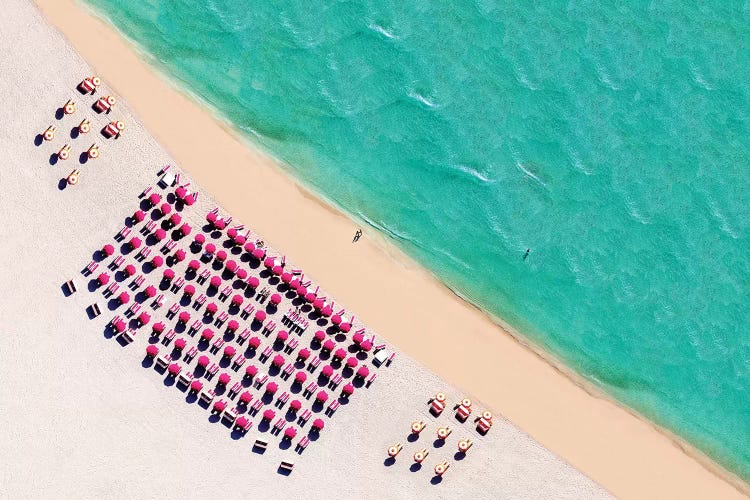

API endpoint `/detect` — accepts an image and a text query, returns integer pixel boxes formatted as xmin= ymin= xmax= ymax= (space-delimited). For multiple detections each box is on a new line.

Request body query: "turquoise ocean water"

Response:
xmin=83 ymin=0 xmax=750 ymax=481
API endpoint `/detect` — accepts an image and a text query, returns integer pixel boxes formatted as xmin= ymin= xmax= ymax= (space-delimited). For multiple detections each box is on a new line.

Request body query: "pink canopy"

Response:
xmin=236 ymin=416 xmax=249 ymax=428
xmin=174 ymin=337 xmax=187 ymax=350
xmin=316 ymin=391 xmax=329 ymax=403
xmin=313 ymin=298 xmax=324 ymax=310
xmin=97 ymin=273 xmax=110 ymax=285
xmin=321 ymin=365 xmax=334 ymax=378
xmin=188 ymin=259 xmax=200 ymax=271
xmin=176 ymin=186 xmax=187 ymax=200
xmin=298 ymin=348 xmax=311 ymax=360
xmin=194 ymin=233 xmax=206 ymax=245
xmin=124 ymin=264 xmax=136 ymax=276
xmin=346 ymin=356 xmax=358 ymax=368
xmin=218 ymin=372 xmax=231 ymax=385
xmin=168 ymin=363 xmax=181 ymax=376
xmin=263 ymin=257 xmax=275 ymax=268
xmin=340 ymin=322 xmax=352 ymax=333
xmin=331 ymin=314 xmax=342 ymax=325
xmin=179 ymin=223 xmax=192 ymax=236
xmin=289 ymin=279 xmax=300 ymax=289
xmin=266 ymin=381 xmax=279 ymax=394
xmin=178 ymin=311 xmax=191 ymax=323
xmin=118 ymin=292 xmax=130 ymax=304
xmin=223 ymin=345 xmax=236 ymax=358
xmin=174 ymin=249 xmax=186 ymax=262
xmin=227 ymin=319 xmax=239 ymax=332
xmin=254 ymin=310 xmax=266 ymax=322
xmin=151 ymin=255 xmax=164 ymax=267
xmin=360 ymin=341 xmax=373 ymax=352
xmin=270 ymin=293 xmax=281 ymax=305
xmin=225 ymin=260 xmax=238 ymax=273
xmin=133 ymin=210 xmax=145 ymax=223
xmin=314 ymin=330 xmax=326 ymax=342
xmin=276 ymin=330 xmax=289 ymax=342
xmin=248 ymin=336 xmax=261 ymax=349
xmin=129 ymin=237 xmax=142 ymax=249
xmin=227 ymin=228 xmax=238 ymax=239
xmin=239 ymin=391 xmax=253 ymax=404
xmin=290 ymin=399 xmax=302 ymax=411
xmin=159 ymin=202 xmax=171 ymax=215
xmin=205 ymin=243 xmax=216 ymax=254
xmin=312 ymin=418 xmax=325 ymax=430
xmin=284 ymin=426 xmax=297 ymax=439
xmin=323 ymin=339 xmax=336 ymax=352
xmin=334 ymin=348 xmax=347 ymax=360
xmin=114 ymin=320 xmax=126 ymax=332
xmin=169 ymin=213 xmax=182 ymax=226
xmin=145 ymin=285 xmax=156 ymax=297
xmin=214 ymin=400 xmax=227 ymax=412
xmin=148 ymin=193 xmax=161 ymax=205
xmin=214 ymin=219 xmax=227 ymax=230
xmin=103 ymin=244 xmax=115 ymax=256
xmin=152 ymin=322 xmax=165 ymax=333
xmin=206 ymin=302 xmax=218 ymax=314
xmin=163 ymin=268 xmax=175 ymax=280
xmin=352 ymin=332 xmax=364 ymax=344
xmin=215 ymin=250 xmax=227 ymax=262
xmin=138 ymin=312 xmax=151 ymax=325
xmin=197 ymin=355 xmax=210 ymax=367
xmin=233 ymin=234 xmax=246 ymax=245
xmin=281 ymin=272 xmax=293 ymax=283
xmin=262 ymin=409 xmax=275 ymax=421
xmin=185 ymin=193 xmax=197 ymax=206
xmin=231 ymin=294 xmax=243 ymax=306
xmin=146 ymin=344 xmax=159 ymax=357
xmin=247 ymin=276 xmax=260 ymax=288
xmin=190 ymin=379 xmax=204 ymax=392
xmin=272 ymin=265 xmax=283 ymax=275
xmin=297 ymin=286 xmax=308 ymax=298
xmin=201 ymin=328 xmax=214 ymax=341
xmin=209 ymin=276 xmax=222 ymax=288
xmin=183 ymin=284 xmax=196 ymax=296
xmin=252 ymin=248 xmax=265 ymax=259
xmin=243 ymin=241 xmax=255 ymax=253
xmin=154 ymin=228 xmax=166 ymax=241
xmin=236 ymin=268 xmax=248 ymax=280
xmin=272 ymin=354 xmax=285 ymax=367
xmin=305 ymin=292 xmax=317 ymax=303
xmin=342 ymin=383 xmax=355 ymax=395
xmin=206 ymin=211 xmax=218 ymax=223
xmin=356 ymin=366 xmax=370 ymax=379
xmin=294 ymin=371 xmax=307 ymax=384
xmin=245 ymin=365 xmax=258 ymax=377
xmin=321 ymin=306 xmax=333 ymax=317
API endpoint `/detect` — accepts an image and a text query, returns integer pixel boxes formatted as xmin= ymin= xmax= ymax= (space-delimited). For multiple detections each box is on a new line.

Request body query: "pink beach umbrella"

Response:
xmin=178 ymin=311 xmax=191 ymax=324
xmin=214 ymin=218 xmax=227 ymax=230
xmin=270 ymin=293 xmax=282 ymax=305
xmin=223 ymin=345 xmax=236 ymax=358
xmin=342 ymin=383 xmax=355 ymax=396
xmin=252 ymin=248 xmax=265 ymax=260
xmin=169 ymin=213 xmax=182 ymax=227
xmin=340 ymin=322 xmax=352 ymax=333
xmin=114 ymin=319 xmax=126 ymax=333
xmin=266 ymin=381 xmax=279 ymax=395
xmin=216 ymin=250 xmax=227 ymax=262
xmin=146 ymin=344 xmax=159 ymax=357
xmin=346 ymin=356 xmax=358 ymax=368
xmin=163 ymin=268 xmax=175 ymax=281
xmin=233 ymin=234 xmax=246 ymax=246
xmin=313 ymin=330 xmax=326 ymax=342
xmin=118 ymin=292 xmax=130 ymax=304
xmin=183 ymin=284 xmax=196 ymax=297
xmin=231 ymin=294 xmax=244 ymax=307
xmin=144 ymin=285 xmax=157 ymax=298
xmin=321 ymin=305 xmax=333 ymax=317
xmin=213 ymin=400 xmax=227 ymax=413
xmin=254 ymin=310 xmax=266 ymax=322
xmin=138 ymin=312 xmax=151 ymax=325
xmin=236 ymin=416 xmax=249 ymax=429
xmin=154 ymin=228 xmax=166 ymax=241
xmin=152 ymin=322 xmax=165 ymax=334
xmin=97 ymin=273 xmax=110 ymax=286
xmin=151 ymin=255 xmax=164 ymax=268
xmin=290 ymin=278 xmax=301 ymax=289
xmin=262 ymin=409 xmax=275 ymax=421
xmin=321 ymin=365 xmax=334 ymax=378
xmin=239 ymin=391 xmax=253 ymax=404
xmin=312 ymin=418 xmax=325 ymax=431
xmin=174 ymin=249 xmax=186 ymax=262
xmin=225 ymin=260 xmax=238 ymax=273
xmin=179 ymin=223 xmax=192 ymax=237
xmin=245 ymin=365 xmax=258 ymax=378
xmin=236 ymin=268 xmax=248 ymax=280
xmin=124 ymin=264 xmax=136 ymax=276
xmin=323 ymin=340 xmax=336 ymax=353
xmin=218 ymin=372 xmax=231 ymax=385
xmin=356 ymin=366 xmax=370 ymax=379
xmin=168 ymin=363 xmax=182 ymax=376
xmin=201 ymin=328 xmax=214 ymax=341
xmin=333 ymin=348 xmax=347 ymax=360
xmin=133 ymin=210 xmax=145 ymax=223
xmin=263 ymin=257 xmax=275 ymax=268
xmin=284 ymin=426 xmax=297 ymax=439
xmin=313 ymin=298 xmax=324 ymax=310
xmin=206 ymin=302 xmax=218 ymax=315
xmin=148 ymin=193 xmax=161 ymax=206
xmin=297 ymin=348 xmax=311 ymax=361
xmin=226 ymin=319 xmax=239 ymax=333
xmin=248 ymin=336 xmax=261 ymax=349
xmin=331 ymin=314 xmax=342 ymax=326
xmin=289 ymin=399 xmax=302 ymax=412
xmin=281 ymin=272 xmax=293 ymax=284
xmin=159 ymin=202 xmax=171 ymax=216
xmin=209 ymin=276 xmax=222 ymax=289
xmin=174 ymin=337 xmax=187 ymax=350
xmin=352 ymin=332 xmax=364 ymax=344
xmin=276 ymin=330 xmax=289 ymax=342
xmin=102 ymin=244 xmax=115 ymax=256
xmin=272 ymin=354 xmax=285 ymax=367
xmin=243 ymin=241 xmax=255 ymax=254
xmin=227 ymin=227 xmax=238 ymax=239
xmin=315 ymin=391 xmax=329 ymax=403
xmin=272 ymin=265 xmax=283 ymax=276
xmin=176 ymin=186 xmax=188 ymax=200
xmin=129 ymin=237 xmax=142 ymax=250
xmin=185 ymin=193 xmax=197 ymax=206
xmin=294 ymin=371 xmax=307 ymax=384
xmin=206 ymin=211 xmax=217 ymax=223
xmin=194 ymin=233 xmax=206 ymax=245
xmin=197 ymin=355 xmax=210 ymax=368
xmin=360 ymin=340 xmax=373 ymax=352
xmin=205 ymin=243 xmax=216 ymax=255
xmin=188 ymin=259 xmax=201 ymax=271
xmin=190 ymin=380 xmax=204 ymax=392
xmin=305 ymin=292 xmax=317 ymax=303
xmin=247 ymin=276 xmax=260 ymax=289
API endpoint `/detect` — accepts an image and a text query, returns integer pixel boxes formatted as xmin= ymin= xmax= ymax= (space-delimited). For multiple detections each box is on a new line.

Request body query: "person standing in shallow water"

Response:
xmin=352 ymin=229 xmax=362 ymax=243
xmin=523 ymin=248 xmax=530 ymax=260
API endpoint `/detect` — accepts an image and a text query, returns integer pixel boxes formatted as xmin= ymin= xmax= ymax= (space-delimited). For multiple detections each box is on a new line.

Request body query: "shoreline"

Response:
xmin=34 ymin=0 xmax=748 ymax=497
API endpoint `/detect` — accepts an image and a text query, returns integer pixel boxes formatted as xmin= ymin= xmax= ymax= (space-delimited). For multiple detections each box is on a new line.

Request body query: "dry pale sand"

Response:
xmin=0 ymin=0 xmax=743 ymax=498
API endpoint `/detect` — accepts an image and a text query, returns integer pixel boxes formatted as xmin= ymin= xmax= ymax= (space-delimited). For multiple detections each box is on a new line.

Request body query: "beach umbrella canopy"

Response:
xmin=266 ymin=381 xmax=279 ymax=394
xmin=114 ymin=319 xmax=126 ymax=332
xmin=185 ymin=193 xmax=197 ymax=206
xmin=151 ymin=255 xmax=164 ymax=267
xmin=334 ymin=348 xmax=347 ymax=360
xmin=340 ymin=322 xmax=352 ymax=333
xmin=321 ymin=305 xmax=333 ymax=317
xmin=239 ymin=391 xmax=253 ymax=404
xmin=243 ymin=241 xmax=255 ymax=253
xmin=248 ymin=336 xmax=261 ymax=349
xmin=178 ymin=311 xmax=191 ymax=323
xmin=218 ymin=372 xmax=231 ymax=385
xmin=179 ymin=223 xmax=192 ymax=236
xmin=168 ymin=363 xmax=181 ymax=376
xmin=227 ymin=319 xmax=239 ymax=332
xmin=263 ymin=409 xmax=275 ymax=421
xmin=97 ymin=272 xmax=110 ymax=286
xmin=176 ymin=187 xmax=187 ymax=200
xmin=129 ymin=237 xmax=142 ymax=249
xmin=154 ymin=228 xmax=166 ymax=241
xmin=331 ymin=314 xmax=342 ymax=325
xmin=169 ymin=213 xmax=182 ymax=226
xmin=294 ymin=371 xmax=307 ymax=384
xmin=188 ymin=259 xmax=201 ymax=271
xmin=118 ymin=292 xmax=130 ymax=304
xmin=342 ymin=383 xmax=355 ymax=396
xmin=145 ymin=285 xmax=157 ymax=297
xmin=276 ymin=330 xmax=289 ymax=342
xmin=296 ymin=285 xmax=308 ymax=297
xmin=352 ymin=332 xmax=364 ymax=344
xmin=231 ymin=294 xmax=244 ymax=306
xmin=174 ymin=337 xmax=187 ymax=350
xmin=281 ymin=272 xmax=293 ymax=283
xmin=298 ymin=348 xmax=311 ymax=361
xmin=138 ymin=312 xmax=151 ymax=325
xmin=225 ymin=260 xmax=238 ymax=273
xmin=183 ymin=284 xmax=195 ymax=296
xmin=236 ymin=416 xmax=249 ymax=429
xmin=214 ymin=400 xmax=227 ymax=412
xmin=313 ymin=330 xmax=325 ymax=342
xmin=152 ymin=322 xmax=165 ymax=333
xmin=247 ymin=276 xmax=260 ymax=288
xmin=214 ymin=219 xmax=226 ymax=230
xmin=236 ymin=268 xmax=248 ymax=280
xmin=245 ymin=365 xmax=258 ymax=377
xmin=252 ymin=248 xmax=265 ymax=260
xmin=216 ymin=250 xmax=227 ymax=262
xmin=233 ymin=234 xmax=246 ymax=245
xmin=206 ymin=302 xmax=218 ymax=314
xmin=194 ymin=233 xmax=206 ymax=245
xmin=124 ymin=264 xmax=136 ymax=276
xmin=133 ymin=210 xmax=145 ymax=223
xmin=346 ymin=356 xmax=358 ymax=368
xmin=313 ymin=298 xmax=325 ymax=310
xmin=321 ymin=365 xmax=334 ymax=378
xmin=270 ymin=293 xmax=282 ymax=305
xmin=316 ymin=391 xmax=329 ymax=403
xmin=205 ymin=243 xmax=216 ymax=254
xmin=149 ymin=193 xmax=161 ymax=205
xmin=174 ymin=249 xmax=186 ymax=262
xmin=263 ymin=257 xmax=275 ymax=268
xmin=159 ymin=202 xmax=171 ymax=215
xmin=102 ymin=244 xmax=115 ymax=256
xmin=210 ymin=275 xmax=222 ymax=288
xmin=356 ymin=366 xmax=370 ymax=379
xmin=201 ymin=328 xmax=214 ymax=341
xmin=146 ymin=344 xmax=159 ymax=357
xmin=206 ymin=211 xmax=217 ymax=223
xmin=272 ymin=354 xmax=285 ymax=367
xmin=197 ymin=355 xmax=210 ymax=367
xmin=272 ymin=265 xmax=283 ymax=275
xmin=312 ymin=418 xmax=325 ymax=430
xmin=290 ymin=278 xmax=301 ymax=289
xmin=227 ymin=227 xmax=238 ymax=239
xmin=224 ymin=345 xmax=236 ymax=358
xmin=290 ymin=399 xmax=302 ymax=411
xmin=305 ymin=292 xmax=317 ymax=303
xmin=323 ymin=340 xmax=336 ymax=352
xmin=254 ymin=310 xmax=266 ymax=322
xmin=163 ymin=268 xmax=175 ymax=280
xmin=360 ymin=340 xmax=373 ymax=352
xmin=190 ymin=379 xmax=204 ymax=392
xmin=284 ymin=426 xmax=297 ymax=439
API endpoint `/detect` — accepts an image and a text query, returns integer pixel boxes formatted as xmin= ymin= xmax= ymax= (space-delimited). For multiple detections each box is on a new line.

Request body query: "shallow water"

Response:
xmin=84 ymin=0 xmax=750 ymax=480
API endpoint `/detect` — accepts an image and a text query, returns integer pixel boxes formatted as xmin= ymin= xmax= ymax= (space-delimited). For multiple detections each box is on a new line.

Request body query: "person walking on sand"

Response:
xmin=352 ymin=229 xmax=362 ymax=243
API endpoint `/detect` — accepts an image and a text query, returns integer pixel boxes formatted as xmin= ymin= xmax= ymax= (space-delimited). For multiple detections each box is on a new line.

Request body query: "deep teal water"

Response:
xmin=83 ymin=0 xmax=750 ymax=480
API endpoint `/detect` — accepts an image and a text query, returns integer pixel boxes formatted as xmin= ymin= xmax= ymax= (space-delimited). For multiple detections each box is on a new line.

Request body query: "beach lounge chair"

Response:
xmin=228 ymin=382 xmax=242 ymax=399
xmin=284 ymin=337 xmax=299 ymax=354
xmin=142 ymin=220 xmax=156 ymax=235
xmin=88 ymin=303 xmax=102 ymax=318
xmin=307 ymin=356 xmax=321 ymax=373
xmin=366 ymin=372 xmax=377 ymax=387
xmin=219 ymin=285 xmax=232 ymax=301
xmin=197 ymin=269 xmax=210 ymax=284
xmin=184 ymin=346 xmax=198 ymax=363
xmin=78 ymin=76 xmax=101 ymax=94
xmin=254 ymin=373 xmax=268 ymax=389
xmin=171 ymin=277 xmax=185 ymax=294
xmin=194 ymin=294 xmax=207 ymax=310
xmin=231 ymin=354 xmax=246 ymax=371
xmin=296 ymin=436 xmax=310 ymax=454
xmin=326 ymin=400 xmax=340 ymax=416
xmin=250 ymin=399 xmax=264 ymax=415
xmin=199 ymin=388 xmax=216 ymax=405
xmin=177 ymin=371 xmax=194 ymax=387
xmin=162 ymin=329 xmax=176 ymax=346
xmin=262 ymin=320 xmax=276 ymax=336
xmin=167 ymin=303 xmax=180 ymax=319
xmin=240 ymin=303 xmax=255 ymax=320
xmin=125 ymin=303 xmax=141 ymax=318
xmin=159 ymin=171 xmax=176 ymax=189
xmin=282 ymin=363 xmax=294 ymax=380
xmin=103 ymin=281 xmax=119 ymax=298
xmin=237 ymin=327 xmax=251 ymax=346
xmin=189 ymin=319 xmax=202 ymax=335
xmin=222 ymin=406 xmax=238 ymax=424
xmin=210 ymin=337 xmax=225 ymax=355
xmin=155 ymin=353 xmax=172 ymax=371
xmin=116 ymin=226 xmax=132 ymax=241
xmin=64 ymin=279 xmax=77 ymax=295
xmin=260 ymin=345 xmax=273 ymax=362
xmin=303 ymin=382 xmax=318 ymax=399
xmin=109 ymin=255 xmax=125 ymax=270
xmin=131 ymin=275 xmax=146 ymax=290
xmin=297 ymin=409 xmax=312 ymax=426
xmin=276 ymin=391 xmax=290 ymax=409
xmin=328 ymin=373 xmax=343 ymax=390
xmin=216 ymin=311 xmax=229 ymax=326
xmin=206 ymin=363 xmax=220 ymax=380
xmin=151 ymin=294 xmax=165 ymax=309
xmin=253 ymin=438 xmax=268 ymax=452
xmin=161 ymin=240 xmax=176 ymax=255
xmin=272 ymin=417 xmax=287 ymax=435
xmin=279 ymin=460 xmax=295 ymax=473
xmin=83 ymin=261 xmax=98 ymax=276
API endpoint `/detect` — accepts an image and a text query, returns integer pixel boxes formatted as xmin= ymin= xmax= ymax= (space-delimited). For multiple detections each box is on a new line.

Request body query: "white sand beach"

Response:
xmin=0 ymin=0 xmax=744 ymax=498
